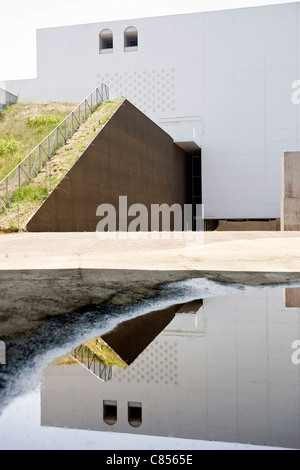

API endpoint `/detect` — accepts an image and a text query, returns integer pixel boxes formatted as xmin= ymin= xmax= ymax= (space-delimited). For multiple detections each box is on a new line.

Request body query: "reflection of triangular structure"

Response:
xmin=61 ymin=299 xmax=204 ymax=378
xmin=100 ymin=300 xmax=203 ymax=366
xmin=176 ymin=299 xmax=203 ymax=314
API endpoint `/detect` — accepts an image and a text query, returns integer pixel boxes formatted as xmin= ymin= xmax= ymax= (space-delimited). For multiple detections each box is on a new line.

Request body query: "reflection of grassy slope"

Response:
xmin=84 ymin=337 xmax=128 ymax=368
xmin=53 ymin=335 xmax=128 ymax=368
xmin=53 ymin=355 xmax=78 ymax=366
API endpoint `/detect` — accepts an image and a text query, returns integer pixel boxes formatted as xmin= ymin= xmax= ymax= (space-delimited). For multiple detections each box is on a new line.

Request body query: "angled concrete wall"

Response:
xmin=27 ymin=100 xmax=188 ymax=232
xmin=281 ymin=152 xmax=300 ymax=231
xmin=0 ymin=87 xmax=17 ymax=111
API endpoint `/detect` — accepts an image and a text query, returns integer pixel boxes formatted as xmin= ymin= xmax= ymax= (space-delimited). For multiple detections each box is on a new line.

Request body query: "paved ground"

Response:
xmin=1 ymin=231 xmax=300 ymax=338
xmin=1 ymin=231 xmax=300 ymax=271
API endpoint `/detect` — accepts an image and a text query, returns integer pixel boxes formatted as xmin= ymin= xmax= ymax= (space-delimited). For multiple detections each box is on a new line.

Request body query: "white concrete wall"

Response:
xmin=4 ymin=3 xmax=300 ymax=219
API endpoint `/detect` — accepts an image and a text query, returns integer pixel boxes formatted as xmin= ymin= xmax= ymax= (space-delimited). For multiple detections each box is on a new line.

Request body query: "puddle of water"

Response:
xmin=0 ymin=279 xmax=300 ymax=450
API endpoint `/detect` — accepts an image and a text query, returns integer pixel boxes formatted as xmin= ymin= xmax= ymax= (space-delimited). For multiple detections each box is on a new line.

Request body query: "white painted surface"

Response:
xmin=4 ymin=3 xmax=300 ymax=219
xmin=159 ymin=117 xmax=202 ymax=152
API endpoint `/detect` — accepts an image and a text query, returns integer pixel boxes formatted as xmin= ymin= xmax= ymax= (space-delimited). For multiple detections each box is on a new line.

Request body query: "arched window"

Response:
xmin=99 ymin=29 xmax=113 ymax=53
xmin=103 ymin=400 xmax=117 ymax=425
xmin=124 ymin=27 xmax=138 ymax=51
xmin=128 ymin=402 xmax=142 ymax=428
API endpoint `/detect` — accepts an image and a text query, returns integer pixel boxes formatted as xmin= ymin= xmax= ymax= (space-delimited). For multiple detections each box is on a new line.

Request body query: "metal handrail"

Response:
xmin=72 ymin=345 xmax=112 ymax=382
xmin=0 ymin=83 xmax=109 ymax=228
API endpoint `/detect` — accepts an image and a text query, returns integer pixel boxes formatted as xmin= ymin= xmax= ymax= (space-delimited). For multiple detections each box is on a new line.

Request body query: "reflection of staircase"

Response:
xmin=71 ymin=345 xmax=112 ymax=382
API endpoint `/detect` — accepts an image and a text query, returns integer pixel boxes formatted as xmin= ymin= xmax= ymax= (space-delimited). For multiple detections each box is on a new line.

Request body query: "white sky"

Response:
xmin=0 ymin=0 xmax=299 ymax=81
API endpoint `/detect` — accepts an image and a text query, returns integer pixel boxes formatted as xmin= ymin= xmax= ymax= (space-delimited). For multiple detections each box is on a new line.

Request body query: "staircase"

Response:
xmin=0 ymin=84 xmax=109 ymax=230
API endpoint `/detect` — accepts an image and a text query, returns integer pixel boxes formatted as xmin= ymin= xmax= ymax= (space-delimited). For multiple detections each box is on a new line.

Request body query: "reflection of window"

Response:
xmin=103 ymin=400 xmax=117 ymax=425
xmin=124 ymin=27 xmax=138 ymax=51
xmin=100 ymin=29 xmax=113 ymax=53
xmin=128 ymin=402 xmax=142 ymax=427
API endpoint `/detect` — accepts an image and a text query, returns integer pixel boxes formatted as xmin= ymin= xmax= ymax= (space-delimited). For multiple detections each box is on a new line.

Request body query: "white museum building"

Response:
xmin=4 ymin=2 xmax=300 ymax=226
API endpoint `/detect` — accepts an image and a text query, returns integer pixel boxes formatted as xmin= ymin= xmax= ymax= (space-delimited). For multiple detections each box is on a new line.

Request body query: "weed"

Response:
xmin=0 ymin=101 xmax=75 ymax=181
xmin=27 ymin=115 xmax=62 ymax=127
xmin=9 ymin=185 xmax=49 ymax=205
xmin=33 ymin=126 xmax=46 ymax=134
xmin=0 ymin=137 xmax=20 ymax=156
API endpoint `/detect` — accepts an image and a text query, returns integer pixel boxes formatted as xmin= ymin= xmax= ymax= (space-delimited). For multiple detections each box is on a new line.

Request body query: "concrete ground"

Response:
xmin=1 ymin=231 xmax=300 ymax=338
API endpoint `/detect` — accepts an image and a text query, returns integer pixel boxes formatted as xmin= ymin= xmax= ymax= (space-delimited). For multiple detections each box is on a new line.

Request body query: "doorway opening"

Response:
xmin=186 ymin=150 xmax=202 ymax=231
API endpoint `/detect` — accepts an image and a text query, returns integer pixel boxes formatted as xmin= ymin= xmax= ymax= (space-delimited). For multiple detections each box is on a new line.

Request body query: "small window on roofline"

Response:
xmin=100 ymin=29 xmax=113 ymax=54
xmin=124 ymin=27 xmax=138 ymax=51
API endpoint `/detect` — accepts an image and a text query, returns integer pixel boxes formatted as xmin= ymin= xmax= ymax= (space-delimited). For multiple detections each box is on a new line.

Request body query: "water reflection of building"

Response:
xmin=41 ymin=289 xmax=300 ymax=449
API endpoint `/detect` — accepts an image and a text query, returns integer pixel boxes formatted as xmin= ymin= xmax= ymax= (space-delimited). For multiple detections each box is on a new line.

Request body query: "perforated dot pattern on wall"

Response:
xmin=99 ymin=69 xmax=176 ymax=114
xmin=113 ymin=338 xmax=178 ymax=386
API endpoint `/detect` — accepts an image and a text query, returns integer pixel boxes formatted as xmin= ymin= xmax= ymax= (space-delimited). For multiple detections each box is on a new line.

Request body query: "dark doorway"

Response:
xmin=186 ymin=150 xmax=202 ymax=231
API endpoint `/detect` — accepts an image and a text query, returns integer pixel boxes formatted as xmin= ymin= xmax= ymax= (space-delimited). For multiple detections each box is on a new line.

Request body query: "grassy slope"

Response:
xmin=0 ymin=99 xmax=123 ymax=232
xmin=0 ymin=101 xmax=76 ymax=181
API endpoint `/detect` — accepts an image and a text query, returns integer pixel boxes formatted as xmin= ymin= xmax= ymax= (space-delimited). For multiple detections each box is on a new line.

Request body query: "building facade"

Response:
xmin=5 ymin=2 xmax=300 ymax=224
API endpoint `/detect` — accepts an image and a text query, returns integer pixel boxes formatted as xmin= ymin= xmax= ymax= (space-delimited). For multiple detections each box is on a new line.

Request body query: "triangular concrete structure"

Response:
xmin=27 ymin=100 xmax=189 ymax=232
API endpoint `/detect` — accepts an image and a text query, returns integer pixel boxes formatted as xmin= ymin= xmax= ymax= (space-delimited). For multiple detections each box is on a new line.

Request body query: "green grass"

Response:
xmin=27 ymin=115 xmax=63 ymax=135
xmin=9 ymin=184 xmax=48 ymax=205
xmin=0 ymin=101 xmax=76 ymax=182
xmin=53 ymin=336 xmax=128 ymax=369
xmin=0 ymin=137 xmax=20 ymax=156
xmin=69 ymin=338 xmax=127 ymax=368
xmin=84 ymin=337 xmax=128 ymax=368
xmin=27 ymin=115 xmax=62 ymax=127
xmin=0 ymin=98 xmax=123 ymax=232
